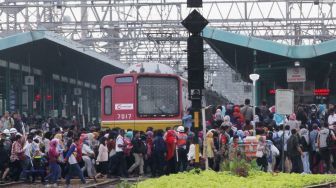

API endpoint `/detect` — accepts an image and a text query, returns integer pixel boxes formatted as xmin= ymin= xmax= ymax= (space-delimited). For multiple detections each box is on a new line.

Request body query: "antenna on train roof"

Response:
xmin=155 ymin=64 xmax=161 ymax=73
xmin=140 ymin=64 xmax=145 ymax=73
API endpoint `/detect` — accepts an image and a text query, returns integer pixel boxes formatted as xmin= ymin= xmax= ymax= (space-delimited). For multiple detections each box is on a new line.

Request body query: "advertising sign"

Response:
xmin=276 ymin=89 xmax=294 ymax=115
xmin=115 ymin=103 xmax=134 ymax=110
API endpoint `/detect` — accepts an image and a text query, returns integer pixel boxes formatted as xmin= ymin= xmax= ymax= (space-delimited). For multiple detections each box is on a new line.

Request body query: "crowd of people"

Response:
xmin=0 ymin=98 xmax=335 ymax=187
xmin=203 ymin=99 xmax=336 ymax=175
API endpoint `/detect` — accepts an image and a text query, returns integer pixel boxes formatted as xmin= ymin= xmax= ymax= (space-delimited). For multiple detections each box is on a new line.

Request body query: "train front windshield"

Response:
xmin=137 ymin=76 xmax=179 ymax=116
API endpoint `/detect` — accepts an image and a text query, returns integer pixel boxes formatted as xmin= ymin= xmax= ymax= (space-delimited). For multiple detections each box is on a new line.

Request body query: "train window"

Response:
xmin=104 ymin=87 xmax=112 ymax=115
xmin=116 ymin=76 xmax=133 ymax=83
xmin=137 ymin=76 xmax=179 ymax=116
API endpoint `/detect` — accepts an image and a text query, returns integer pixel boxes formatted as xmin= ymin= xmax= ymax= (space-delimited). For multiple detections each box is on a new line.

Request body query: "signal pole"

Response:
xmin=182 ymin=3 xmax=208 ymax=165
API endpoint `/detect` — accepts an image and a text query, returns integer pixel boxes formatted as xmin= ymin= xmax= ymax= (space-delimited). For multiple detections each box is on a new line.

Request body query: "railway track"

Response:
xmin=0 ymin=177 xmax=145 ymax=188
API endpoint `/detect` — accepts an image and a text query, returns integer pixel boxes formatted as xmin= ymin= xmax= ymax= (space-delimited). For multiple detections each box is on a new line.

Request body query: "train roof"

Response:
xmin=124 ymin=62 xmax=175 ymax=74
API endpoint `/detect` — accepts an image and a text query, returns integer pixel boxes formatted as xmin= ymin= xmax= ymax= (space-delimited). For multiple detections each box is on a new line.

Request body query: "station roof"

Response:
xmin=0 ymin=30 xmax=126 ymax=84
xmin=202 ymin=27 xmax=336 ymax=81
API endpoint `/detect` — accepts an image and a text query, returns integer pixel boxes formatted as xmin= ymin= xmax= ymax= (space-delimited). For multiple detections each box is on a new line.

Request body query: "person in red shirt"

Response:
xmin=45 ymin=139 xmax=60 ymax=186
xmin=165 ymin=129 xmax=176 ymax=174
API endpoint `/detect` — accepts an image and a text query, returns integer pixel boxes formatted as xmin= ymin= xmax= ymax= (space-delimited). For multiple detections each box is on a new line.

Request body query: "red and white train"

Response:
xmin=101 ymin=63 xmax=190 ymax=131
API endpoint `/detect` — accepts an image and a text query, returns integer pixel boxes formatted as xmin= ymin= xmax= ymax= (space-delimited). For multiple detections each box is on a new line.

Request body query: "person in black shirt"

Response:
xmin=0 ymin=139 xmax=10 ymax=182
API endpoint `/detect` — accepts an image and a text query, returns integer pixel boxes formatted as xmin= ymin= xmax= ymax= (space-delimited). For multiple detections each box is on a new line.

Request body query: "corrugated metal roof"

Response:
xmin=202 ymin=27 xmax=336 ymax=59
xmin=0 ymin=30 xmax=126 ymax=70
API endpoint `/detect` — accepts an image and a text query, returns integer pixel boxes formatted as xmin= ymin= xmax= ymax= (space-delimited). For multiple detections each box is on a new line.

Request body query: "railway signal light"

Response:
xmin=181 ymin=10 xmax=208 ymax=35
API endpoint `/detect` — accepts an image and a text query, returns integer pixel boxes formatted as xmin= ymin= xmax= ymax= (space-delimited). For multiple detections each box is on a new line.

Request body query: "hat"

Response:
xmin=3 ymin=129 xmax=9 ymax=135
xmin=16 ymin=132 xmax=22 ymax=137
xmin=9 ymin=128 xmax=17 ymax=134
xmin=177 ymin=126 xmax=185 ymax=133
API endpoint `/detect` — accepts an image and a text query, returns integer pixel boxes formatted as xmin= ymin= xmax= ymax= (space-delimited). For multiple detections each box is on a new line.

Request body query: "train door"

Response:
xmin=112 ymin=76 xmax=136 ymax=130
xmin=101 ymin=76 xmax=113 ymax=129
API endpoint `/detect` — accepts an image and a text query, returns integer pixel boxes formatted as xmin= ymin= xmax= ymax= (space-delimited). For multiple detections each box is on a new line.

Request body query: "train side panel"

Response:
xmin=101 ymin=74 xmax=136 ymax=130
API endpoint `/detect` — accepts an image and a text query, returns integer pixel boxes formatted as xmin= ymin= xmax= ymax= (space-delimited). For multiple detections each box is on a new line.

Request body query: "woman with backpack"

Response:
xmin=64 ymin=137 xmax=86 ymax=187
xmin=299 ymin=125 xmax=311 ymax=174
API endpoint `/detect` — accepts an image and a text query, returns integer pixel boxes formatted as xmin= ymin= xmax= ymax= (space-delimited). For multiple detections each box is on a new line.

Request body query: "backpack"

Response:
xmin=287 ymin=136 xmax=296 ymax=155
xmin=76 ymin=144 xmax=82 ymax=162
xmin=273 ymin=132 xmax=283 ymax=150
xmin=326 ymin=129 xmax=335 ymax=148
xmin=71 ymin=143 xmax=82 ymax=162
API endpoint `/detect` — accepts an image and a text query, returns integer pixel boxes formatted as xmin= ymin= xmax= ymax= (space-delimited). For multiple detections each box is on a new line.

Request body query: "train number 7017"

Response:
xmin=117 ymin=114 xmax=132 ymax=120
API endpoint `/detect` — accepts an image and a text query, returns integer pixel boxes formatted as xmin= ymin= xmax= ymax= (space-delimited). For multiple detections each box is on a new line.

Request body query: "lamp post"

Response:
xmin=249 ymin=73 xmax=260 ymax=136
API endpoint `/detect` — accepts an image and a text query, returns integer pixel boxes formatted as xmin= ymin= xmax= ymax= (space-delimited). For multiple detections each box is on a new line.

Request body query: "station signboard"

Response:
xmin=287 ymin=67 xmax=306 ymax=82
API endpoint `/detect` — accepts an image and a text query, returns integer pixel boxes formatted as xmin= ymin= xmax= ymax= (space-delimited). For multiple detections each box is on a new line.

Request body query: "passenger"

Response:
xmin=152 ymin=129 xmax=166 ymax=177
xmin=64 ymin=137 xmax=86 ymax=187
xmin=287 ymin=129 xmax=303 ymax=173
xmin=0 ymin=139 xmax=10 ymax=183
xmin=96 ymin=137 xmax=109 ymax=179
xmin=256 ymin=136 xmax=267 ymax=172
xmin=182 ymin=109 xmax=193 ymax=130
xmin=124 ymin=131 xmax=133 ymax=169
xmin=240 ymin=99 xmax=253 ymax=122
xmin=309 ymin=124 xmax=320 ymax=174
xmin=299 ymin=124 xmax=311 ymax=174
xmin=0 ymin=112 xmax=14 ymax=131
xmin=144 ymin=131 xmax=154 ymax=175
xmin=317 ymin=122 xmax=336 ymax=174
xmin=165 ymin=129 xmax=176 ymax=174
xmin=115 ymin=129 xmax=128 ymax=177
xmin=205 ymin=131 xmax=216 ymax=170
xmin=81 ymin=135 xmax=96 ymax=179
xmin=176 ymin=126 xmax=188 ymax=172
xmin=128 ymin=131 xmax=146 ymax=176
xmin=22 ymin=134 xmax=35 ymax=182
xmin=9 ymin=133 xmax=24 ymax=181
xmin=228 ymin=135 xmax=243 ymax=161
xmin=45 ymin=139 xmax=61 ymax=187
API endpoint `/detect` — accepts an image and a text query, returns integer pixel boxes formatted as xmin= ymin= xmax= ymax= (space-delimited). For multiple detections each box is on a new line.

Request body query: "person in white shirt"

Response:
xmin=22 ymin=134 xmax=41 ymax=182
xmin=81 ymin=136 xmax=96 ymax=179
xmin=115 ymin=130 xmax=128 ymax=177
xmin=328 ymin=109 xmax=336 ymax=125
xmin=64 ymin=137 xmax=86 ymax=187
xmin=95 ymin=137 xmax=108 ymax=179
